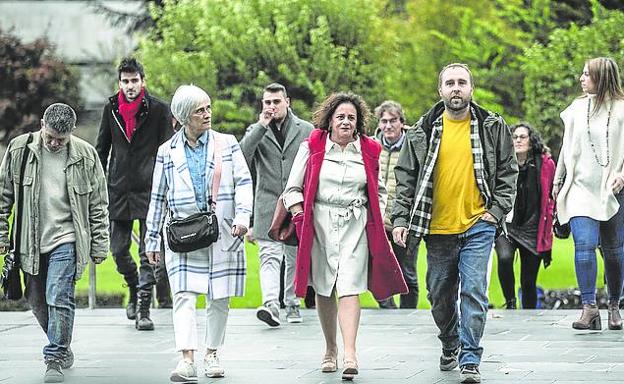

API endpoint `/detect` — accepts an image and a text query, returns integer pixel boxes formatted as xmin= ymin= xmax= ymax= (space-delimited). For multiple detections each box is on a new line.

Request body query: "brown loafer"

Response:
xmin=342 ymin=359 xmax=358 ymax=381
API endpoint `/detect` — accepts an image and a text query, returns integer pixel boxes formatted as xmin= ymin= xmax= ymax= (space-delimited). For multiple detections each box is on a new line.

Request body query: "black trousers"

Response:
xmin=494 ymin=236 xmax=542 ymax=309
xmin=110 ymin=219 xmax=155 ymax=291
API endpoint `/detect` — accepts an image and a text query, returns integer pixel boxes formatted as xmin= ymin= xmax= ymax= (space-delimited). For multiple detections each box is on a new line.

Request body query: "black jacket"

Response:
xmin=96 ymin=90 xmax=172 ymax=220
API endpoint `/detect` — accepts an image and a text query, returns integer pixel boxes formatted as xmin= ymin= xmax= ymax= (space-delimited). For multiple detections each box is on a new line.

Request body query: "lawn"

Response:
xmin=70 ymin=235 xmax=602 ymax=309
xmin=2 ymin=235 xmax=604 ymax=309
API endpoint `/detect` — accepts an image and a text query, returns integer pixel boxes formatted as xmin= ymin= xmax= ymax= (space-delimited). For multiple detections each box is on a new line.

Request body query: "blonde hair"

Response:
xmin=586 ymin=57 xmax=624 ymax=114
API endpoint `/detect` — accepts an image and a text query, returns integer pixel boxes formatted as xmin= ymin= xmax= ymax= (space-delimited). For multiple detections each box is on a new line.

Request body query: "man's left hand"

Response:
xmin=92 ymin=257 xmax=105 ymax=265
xmin=481 ymin=212 xmax=498 ymax=224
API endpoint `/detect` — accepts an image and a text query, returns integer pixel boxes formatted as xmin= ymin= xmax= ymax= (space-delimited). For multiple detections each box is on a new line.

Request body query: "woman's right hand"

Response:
xmin=552 ymin=184 xmax=560 ymax=200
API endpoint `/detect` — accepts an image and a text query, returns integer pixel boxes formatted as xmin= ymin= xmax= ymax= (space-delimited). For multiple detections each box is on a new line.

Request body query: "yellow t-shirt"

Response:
xmin=429 ymin=113 xmax=486 ymax=234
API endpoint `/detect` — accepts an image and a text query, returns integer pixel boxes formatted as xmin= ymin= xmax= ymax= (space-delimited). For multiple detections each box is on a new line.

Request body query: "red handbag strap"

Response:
xmin=210 ymin=134 xmax=223 ymax=211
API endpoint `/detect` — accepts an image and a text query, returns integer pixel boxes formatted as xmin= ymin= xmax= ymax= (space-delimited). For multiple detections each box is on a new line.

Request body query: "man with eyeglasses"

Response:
xmin=240 ymin=83 xmax=313 ymax=326
xmin=96 ymin=57 xmax=173 ymax=330
xmin=373 ymin=100 xmax=419 ymax=309
xmin=392 ymin=63 xmax=517 ymax=383
xmin=0 ymin=103 xmax=109 ymax=382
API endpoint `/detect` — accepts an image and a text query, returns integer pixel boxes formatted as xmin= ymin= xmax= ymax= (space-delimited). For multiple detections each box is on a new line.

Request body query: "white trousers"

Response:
xmin=257 ymin=239 xmax=299 ymax=307
xmin=172 ymin=291 xmax=229 ymax=352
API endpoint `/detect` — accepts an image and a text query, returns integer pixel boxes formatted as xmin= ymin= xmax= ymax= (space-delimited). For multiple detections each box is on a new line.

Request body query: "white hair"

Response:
xmin=170 ymin=85 xmax=210 ymax=126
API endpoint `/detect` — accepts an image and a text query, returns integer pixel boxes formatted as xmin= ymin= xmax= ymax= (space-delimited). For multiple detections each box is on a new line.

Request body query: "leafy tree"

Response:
xmin=522 ymin=3 xmax=624 ymax=152
xmin=137 ymin=0 xmax=394 ymax=136
xmin=0 ymin=29 xmax=81 ymax=145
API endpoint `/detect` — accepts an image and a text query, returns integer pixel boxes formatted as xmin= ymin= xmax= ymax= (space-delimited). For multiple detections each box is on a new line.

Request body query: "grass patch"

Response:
xmin=2 ymin=237 xmax=604 ymax=309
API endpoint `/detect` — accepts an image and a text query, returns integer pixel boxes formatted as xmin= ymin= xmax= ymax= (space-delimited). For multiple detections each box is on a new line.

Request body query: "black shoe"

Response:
xmin=439 ymin=347 xmax=459 ymax=371
xmin=135 ymin=289 xmax=154 ymax=331
xmin=459 ymin=365 xmax=481 ymax=383
xmin=125 ymin=283 xmax=138 ymax=320
xmin=44 ymin=361 xmax=63 ymax=383
xmin=60 ymin=348 xmax=73 ymax=369
xmin=504 ymin=299 xmax=517 ymax=310
xmin=377 ymin=297 xmax=398 ymax=309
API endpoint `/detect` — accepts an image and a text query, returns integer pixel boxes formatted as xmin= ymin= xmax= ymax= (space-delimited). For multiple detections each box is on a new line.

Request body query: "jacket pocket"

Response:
xmin=73 ymin=184 xmax=93 ymax=195
xmin=219 ymin=217 xmax=244 ymax=252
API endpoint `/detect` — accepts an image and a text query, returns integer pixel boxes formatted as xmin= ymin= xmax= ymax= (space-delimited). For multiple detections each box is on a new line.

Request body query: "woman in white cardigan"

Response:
xmin=554 ymin=57 xmax=624 ymax=331
xmin=145 ymin=85 xmax=253 ymax=382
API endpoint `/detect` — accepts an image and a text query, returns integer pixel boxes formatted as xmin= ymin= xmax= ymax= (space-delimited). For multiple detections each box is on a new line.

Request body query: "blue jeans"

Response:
xmin=24 ymin=243 xmax=76 ymax=363
xmin=570 ymin=203 xmax=624 ymax=305
xmin=425 ymin=220 xmax=496 ymax=367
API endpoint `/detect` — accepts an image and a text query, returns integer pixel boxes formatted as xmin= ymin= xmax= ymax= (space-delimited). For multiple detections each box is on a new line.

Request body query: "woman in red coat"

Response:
xmin=283 ymin=93 xmax=407 ymax=380
xmin=494 ymin=122 xmax=555 ymax=309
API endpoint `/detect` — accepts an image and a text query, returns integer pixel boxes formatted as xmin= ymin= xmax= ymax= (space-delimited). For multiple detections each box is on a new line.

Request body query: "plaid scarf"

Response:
xmin=409 ymin=106 xmax=492 ymax=237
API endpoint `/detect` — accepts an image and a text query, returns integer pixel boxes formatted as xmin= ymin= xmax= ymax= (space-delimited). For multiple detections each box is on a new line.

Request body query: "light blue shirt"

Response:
xmin=183 ymin=129 xmax=209 ymax=211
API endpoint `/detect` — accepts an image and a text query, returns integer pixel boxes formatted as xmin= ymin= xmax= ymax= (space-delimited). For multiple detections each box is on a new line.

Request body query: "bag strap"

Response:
xmin=210 ymin=135 xmax=223 ymax=211
xmin=11 ymin=133 xmax=33 ymax=266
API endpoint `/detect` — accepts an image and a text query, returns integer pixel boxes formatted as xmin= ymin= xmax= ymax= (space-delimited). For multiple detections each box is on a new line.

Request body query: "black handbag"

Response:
xmin=166 ymin=136 xmax=223 ymax=253
xmin=167 ymin=211 xmax=219 ymax=253
xmin=1 ymin=133 xmax=33 ymax=300
xmin=553 ymin=213 xmax=570 ymax=239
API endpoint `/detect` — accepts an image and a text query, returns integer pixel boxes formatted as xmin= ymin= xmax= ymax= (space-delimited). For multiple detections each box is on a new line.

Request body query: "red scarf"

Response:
xmin=117 ymin=88 xmax=145 ymax=140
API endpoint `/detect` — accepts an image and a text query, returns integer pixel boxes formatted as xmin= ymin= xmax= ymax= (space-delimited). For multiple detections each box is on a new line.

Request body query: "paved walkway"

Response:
xmin=1 ymin=308 xmax=623 ymax=383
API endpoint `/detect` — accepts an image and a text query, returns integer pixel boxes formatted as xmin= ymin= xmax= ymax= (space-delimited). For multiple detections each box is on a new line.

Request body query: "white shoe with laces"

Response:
xmin=170 ymin=359 xmax=198 ymax=383
xmin=204 ymin=350 xmax=225 ymax=378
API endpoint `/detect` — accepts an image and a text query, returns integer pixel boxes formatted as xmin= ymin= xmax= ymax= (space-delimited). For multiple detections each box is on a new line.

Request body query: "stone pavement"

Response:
xmin=1 ymin=308 xmax=623 ymax=383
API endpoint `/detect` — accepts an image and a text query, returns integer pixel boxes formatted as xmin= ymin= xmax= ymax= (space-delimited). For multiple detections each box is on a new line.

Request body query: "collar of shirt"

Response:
xmin=325 ymin=135 xmax=362 ymax=154
xmin=382 ymin=130 xmax=405 ymax=151
xmin=182 ymin=129 xmax=209 ymax=148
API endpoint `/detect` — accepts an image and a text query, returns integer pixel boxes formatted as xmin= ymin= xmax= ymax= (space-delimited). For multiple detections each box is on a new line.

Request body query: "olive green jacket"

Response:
xmin=0 ymin=132 xmax=109 ymax=279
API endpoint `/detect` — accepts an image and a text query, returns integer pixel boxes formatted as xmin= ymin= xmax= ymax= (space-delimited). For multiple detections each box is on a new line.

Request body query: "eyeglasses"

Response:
xmin=380 ymin=117 xmax=399 ymax=125
xmin=512 ymin=134 xmax=529 ymax=141
xmin=193 ymin=106 xmax=211 ymax=116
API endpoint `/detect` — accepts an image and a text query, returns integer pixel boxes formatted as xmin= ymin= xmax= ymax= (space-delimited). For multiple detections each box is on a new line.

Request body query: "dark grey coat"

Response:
xmin=96 ymin=90 xmax=173 ymax=220
xmin=240 ymin=109 xmax=313 ymax=241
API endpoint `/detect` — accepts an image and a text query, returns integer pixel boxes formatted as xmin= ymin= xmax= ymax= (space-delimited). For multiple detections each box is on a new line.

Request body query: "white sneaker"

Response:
xmin=286 ymin=305 xmax=303 ymax=323
xmin=256 ymin=302 xmax=280 ymax=327
xmin=204 ymin=350 xmax=225 ymax=378
xmin=170 ymin=359 xmax=198 ymax=383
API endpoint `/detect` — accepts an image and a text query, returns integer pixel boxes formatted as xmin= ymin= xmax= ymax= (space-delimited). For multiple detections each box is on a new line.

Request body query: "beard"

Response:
xmin=443 ymin=95 xmax=471 ymax=112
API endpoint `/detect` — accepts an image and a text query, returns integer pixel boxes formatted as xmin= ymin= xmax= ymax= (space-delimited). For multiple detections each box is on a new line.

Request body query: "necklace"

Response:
xmin=586 ymin=98 xmax=611 ymax=167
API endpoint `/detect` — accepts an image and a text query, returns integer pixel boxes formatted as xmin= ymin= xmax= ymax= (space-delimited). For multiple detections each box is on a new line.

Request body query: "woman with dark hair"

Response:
xmin=554 ymin=57 xmax=624 ymax=330
xmin=282 ymin=92 xmax=407 ymax=380
xmin=494 ymin=122 xmax=555 ymax=309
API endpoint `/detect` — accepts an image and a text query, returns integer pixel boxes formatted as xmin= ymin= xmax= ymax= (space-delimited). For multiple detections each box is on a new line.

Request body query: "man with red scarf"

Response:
xmin=96 ymin=58 xmax=173 ymax=330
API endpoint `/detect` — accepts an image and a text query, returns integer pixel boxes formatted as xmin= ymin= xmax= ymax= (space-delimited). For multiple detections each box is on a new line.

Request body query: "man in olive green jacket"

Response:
xmin=0 ymin=103 xmax=109 ymax=383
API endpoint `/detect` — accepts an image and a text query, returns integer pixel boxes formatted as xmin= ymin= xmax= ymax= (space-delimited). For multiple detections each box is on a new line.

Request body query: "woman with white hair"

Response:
xmin=145 ymin=85 xmax=253 ymax=382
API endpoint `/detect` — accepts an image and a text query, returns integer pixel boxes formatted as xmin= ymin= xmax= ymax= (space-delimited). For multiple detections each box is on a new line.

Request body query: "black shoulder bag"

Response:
xmin=166 ymin=137 xmax=222 ymax=253
xmin=1 ymin=133 xmax=33 ymax=300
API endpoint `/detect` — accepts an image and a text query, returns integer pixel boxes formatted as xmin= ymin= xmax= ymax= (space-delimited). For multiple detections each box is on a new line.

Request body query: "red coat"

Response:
xmin=537 ymin=153 xmax=556 ymax=253
xmin=294 ymin=129 xmax=408 ymax=300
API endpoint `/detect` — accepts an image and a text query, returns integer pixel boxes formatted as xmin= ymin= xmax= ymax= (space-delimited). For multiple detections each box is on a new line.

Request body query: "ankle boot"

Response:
xmin=136 ymin=289 xmax=155 ymax=331
xmin=126 ymin=284 xmax=138 ymax=320
xmin=608 ymin=302 xmax=622 ymax=330
xmin=572 ymin=303 xmax=601 ymax=330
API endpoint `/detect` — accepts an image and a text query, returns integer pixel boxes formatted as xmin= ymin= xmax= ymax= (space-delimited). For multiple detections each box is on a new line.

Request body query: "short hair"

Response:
xmin=118 ymin=57 xmax=145 ymax=80
xmin=511 ymin=121 xmax=545 ymax=156
xmin=263 ymin=83 xmax=288 ymax=99
xmin=43 ymin=103 xmax=76 ymax=134
xmin=438 ymin=63 xmax=474 ymax=89
xmin=170 ymin=85 xmax=210 ymax=126
xmin=585 ymin=57 xmax=624 ymax=114
xmin=374 ymin=100 xmax=405 ymax=123
xmin=313 ymin=92 xmax=370 ymax=136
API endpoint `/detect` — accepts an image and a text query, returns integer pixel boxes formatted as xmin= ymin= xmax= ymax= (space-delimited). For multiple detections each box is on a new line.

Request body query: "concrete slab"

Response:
xmin=0 ymin=309 xmax=623 ymax=383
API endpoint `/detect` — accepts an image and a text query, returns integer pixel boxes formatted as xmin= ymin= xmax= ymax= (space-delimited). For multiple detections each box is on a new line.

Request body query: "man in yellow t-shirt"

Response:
xmin=392 ymin=63 xmax=517 ymax=384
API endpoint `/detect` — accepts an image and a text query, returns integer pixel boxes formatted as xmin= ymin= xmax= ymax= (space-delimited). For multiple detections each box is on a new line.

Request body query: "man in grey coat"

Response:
xmin=240 ymin=83 xmax=313 ymax=326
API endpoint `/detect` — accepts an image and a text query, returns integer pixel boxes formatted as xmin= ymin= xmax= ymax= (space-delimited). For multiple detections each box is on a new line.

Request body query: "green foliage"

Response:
xmin=137 ymin=0 xmax=393 ymax=137
xmin=0 ymin=30 xmax=82 ymax=145
xmin=522 ymin=3 xmax=624 ymax=151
